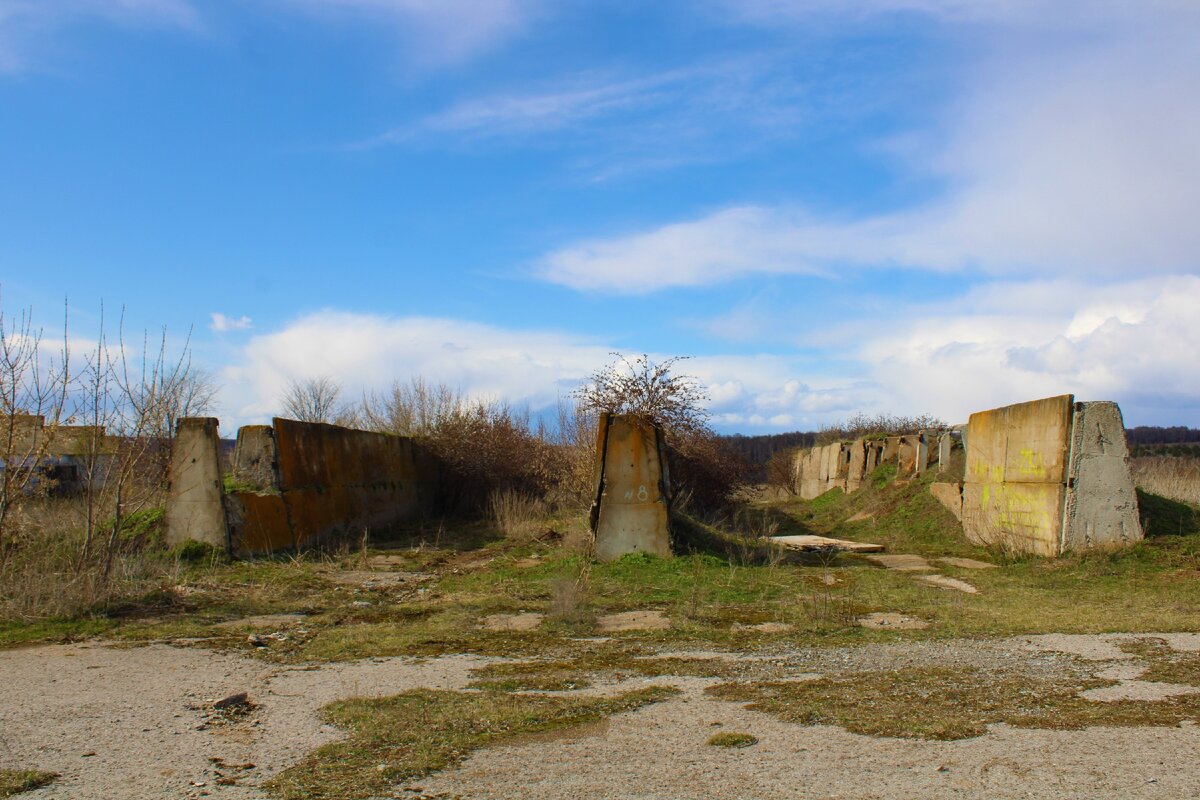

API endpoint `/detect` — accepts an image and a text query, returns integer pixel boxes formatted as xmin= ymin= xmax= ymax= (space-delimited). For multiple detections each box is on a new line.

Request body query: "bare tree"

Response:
xmin=573 ymin=353 xmax=710 ymax=437
xmin=280 ymin=376 xmax=345 ymax=423
xmin=0 ymin=300 xmax=71 ymax=549
xmin=360 ymin=377 xmax=464 ymax=436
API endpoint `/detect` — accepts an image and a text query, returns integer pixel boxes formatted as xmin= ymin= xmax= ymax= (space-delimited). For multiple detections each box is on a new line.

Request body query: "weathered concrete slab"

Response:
xmin=962 ymin=395 xmax=1074 ymax=555
xmin=771 ymin=535 xmax=884 ymax=553
xmin=864 ymin=553 xmax=934 ymax=571
xmin=938 ymin=557 xmax=997 ymax=570
xmin=929 ymin=482 xmax=964 ymax=521
xmin=916 ymin=574 xmax=979 ymax=593
xmin=231 ymin=424 xmax=276 ymax=490
xmin=164 ymin=418 xmax=227 ymax=549
xmin=1062 ymin=401 xmax=1143 ymax=550
xmin=591 ymin=414 xmax=672 ymax=561
xmin=845 ymin=438 xmax=867 ymax=492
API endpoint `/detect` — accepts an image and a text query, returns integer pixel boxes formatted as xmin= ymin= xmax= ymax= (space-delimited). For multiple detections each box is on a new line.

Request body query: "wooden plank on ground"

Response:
xmin=770 ymin=535 xmax=885 ymax=553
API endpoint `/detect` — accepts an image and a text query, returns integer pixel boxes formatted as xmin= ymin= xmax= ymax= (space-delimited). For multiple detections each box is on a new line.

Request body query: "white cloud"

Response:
xmin=538 ymin=5 xmax=1200 ymax=292
xmin=209 ymin=312 xmax=253 ymax=332
xmin=858 ymin=274 xmax=1200 ymax=425
xmin=0 ymin=0 xmax=199 ymax=72
xmin=214 ymin=310 xmax=877 ymax=430
xmin=281 ymin=0 xmax=536 ymax=65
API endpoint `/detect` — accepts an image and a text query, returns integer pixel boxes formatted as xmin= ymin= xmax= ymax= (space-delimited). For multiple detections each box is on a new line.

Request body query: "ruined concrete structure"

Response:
xmin=0 ymin=413 xmax=118 ymax=493
xmin=589 ymin=413 xmax=672 ymax=561
xmin=791 ymin=394 xmax=1143 ymax=556
xmin=950 ymin=395 xmax=1142 ymax=556
xmin=792 ymin=429 xmax=959 ymax=500
xmin=164 ymin=417 xmax=439 ymax=555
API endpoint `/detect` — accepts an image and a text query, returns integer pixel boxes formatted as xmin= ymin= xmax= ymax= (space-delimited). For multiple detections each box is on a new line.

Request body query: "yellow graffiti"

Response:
xmin=1017 ymin=448 xmax=1045 ymax=477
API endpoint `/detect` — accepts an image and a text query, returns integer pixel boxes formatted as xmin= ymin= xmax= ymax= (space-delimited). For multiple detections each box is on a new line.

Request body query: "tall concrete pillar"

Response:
xmin=164 ymin=417 xmax=228 ymax=550
xmin=590 ymin=414 xmax=672 ymax=561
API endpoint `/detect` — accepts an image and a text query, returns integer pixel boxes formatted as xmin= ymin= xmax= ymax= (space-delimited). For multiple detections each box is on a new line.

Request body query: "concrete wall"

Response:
xmin=961 ymin=395 xmax=1142 ymax=555
xmin=590 ymin=413 xmax=672 ymax=561
xmin=962 ymin=395 xmax=1073 ymax=556
xmin=164 ymin=417 xmax=440 ymax=555
xmin=164 ymin=417 xmax=227 ymax=549
xmin=227 ymin=418 xmax=440 ymax=554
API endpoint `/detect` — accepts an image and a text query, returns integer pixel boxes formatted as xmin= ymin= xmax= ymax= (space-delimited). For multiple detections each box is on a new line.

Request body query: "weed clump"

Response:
xmin=707 ymin=731 xmax=758 ymax=748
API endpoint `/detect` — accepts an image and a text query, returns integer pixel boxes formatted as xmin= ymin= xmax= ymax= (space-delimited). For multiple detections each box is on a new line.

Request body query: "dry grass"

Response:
xmin=487 ymin=489 xmax=549 ymax=543
xmin=0 ymin=498 xmax=177 ymax=622
xmin=707 ymin=666 xmax=1200 ymax=741
xmin=1132 ymin=456 xmax=1200 ymax=506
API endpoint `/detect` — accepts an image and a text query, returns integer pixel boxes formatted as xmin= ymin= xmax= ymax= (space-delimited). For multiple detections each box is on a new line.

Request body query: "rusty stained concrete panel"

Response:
xmin=164 ymin=417 xmax=227 ymax=549
xmin=962 ymin=395 xmax=1075 ymax=556
xmin=591 ymin=413 xmax=671 ymax=561
xmin=226 ymin=418 xmax=440 ymax=555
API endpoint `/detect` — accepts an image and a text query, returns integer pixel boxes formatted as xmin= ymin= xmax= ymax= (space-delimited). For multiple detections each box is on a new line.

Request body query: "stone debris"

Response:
xmin=772 ymin=535 xmax=884 ymax=553
xmin=731 ymin=622 xmax=794 ymax=634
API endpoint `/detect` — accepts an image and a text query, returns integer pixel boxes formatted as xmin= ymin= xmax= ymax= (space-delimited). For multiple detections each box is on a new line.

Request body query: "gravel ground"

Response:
xmin=2 ymin=633 xmax=1199 ymax=800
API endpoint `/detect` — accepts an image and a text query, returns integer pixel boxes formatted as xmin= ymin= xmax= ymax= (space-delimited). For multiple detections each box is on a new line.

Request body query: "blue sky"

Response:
xmin=2 ymin=0 xmax=1198 ymax=432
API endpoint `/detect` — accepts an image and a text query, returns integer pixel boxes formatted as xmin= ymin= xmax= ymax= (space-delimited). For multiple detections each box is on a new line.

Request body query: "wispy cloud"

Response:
xmin=358 ymin=55 xmax=818 ymax=175
xmin=537 ymin=7 xmax=1200 ymax=291
xmin=210 ymin=312 xmax=253 ymax=332
xmin=280 ymin=0 xmax=538 ymax=65
xmin=0 ymin=0 xmax=200 ymax=73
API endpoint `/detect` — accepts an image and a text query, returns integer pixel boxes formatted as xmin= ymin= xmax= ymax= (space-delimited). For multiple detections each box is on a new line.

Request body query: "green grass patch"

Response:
xmin=0 ymin=770 xmax=56 ymax=797
xmin=265 ymin=686 xmax=679 ymax=800
xmin=708 ymin=666 xmax=1200 ymax=741
xmin=707 ymin=731 xmax=758 ymax=748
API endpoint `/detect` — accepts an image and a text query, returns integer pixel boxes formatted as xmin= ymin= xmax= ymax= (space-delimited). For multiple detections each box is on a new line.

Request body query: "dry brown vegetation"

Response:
xmin=1131 ymin=455 xmax=1200 ymax=506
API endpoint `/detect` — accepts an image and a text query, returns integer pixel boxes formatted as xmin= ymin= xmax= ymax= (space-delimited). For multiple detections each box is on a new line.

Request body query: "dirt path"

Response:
xmin=2 ymin=634 xmax=1199 ymax=799
xmin=0 ymin=643 xmax=487 ymax=799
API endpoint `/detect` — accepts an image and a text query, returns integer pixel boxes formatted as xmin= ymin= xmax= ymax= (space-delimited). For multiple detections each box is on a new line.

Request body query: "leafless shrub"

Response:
xmin=0 ymin=498 xmax=175 ymax=621
xmin=0 ymin=300 xmax=71 ymax=547
xmin=573 ymin=353 xmax=710 ymax=438
xmin=1131 ymin=456 xmax=1200 ymax=506
xmin=816 ymin=412 xmax=945 ymax=446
